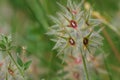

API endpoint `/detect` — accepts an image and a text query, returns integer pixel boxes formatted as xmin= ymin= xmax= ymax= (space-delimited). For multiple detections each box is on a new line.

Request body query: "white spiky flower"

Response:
xmin=47 ymin=0 xmax=103 ymax=59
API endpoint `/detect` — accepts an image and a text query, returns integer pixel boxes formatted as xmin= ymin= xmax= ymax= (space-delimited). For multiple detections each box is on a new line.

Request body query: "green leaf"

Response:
xmin=24 ymin=60 xmax=32 ymax=70
xmin=17 ymin=56 xmax=23 ymax=67
xmin=9 ymin=46 xmax=15 ymax=51
xmin=4 ymin=36 xmax=8 ymax=42
xmin=2 ymin=36 xmax=8 ymax=44
xmin=0 ymin=43 xmax=6 ymax=50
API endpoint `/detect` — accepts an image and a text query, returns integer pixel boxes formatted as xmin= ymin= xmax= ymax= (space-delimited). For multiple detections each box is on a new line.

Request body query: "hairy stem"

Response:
xmin=81 ymin=52 xmax=89 ymax=80
xmin=8 ymin=51 xmax=25 ymax=79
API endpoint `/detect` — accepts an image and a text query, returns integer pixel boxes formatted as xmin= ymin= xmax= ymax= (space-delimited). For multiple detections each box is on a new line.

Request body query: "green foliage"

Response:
xmin=0 ymin=35 xmax=32 ymax=80
xmin=24 ymin=60 xmax=32 ymax=70
xmin=17 ymin=56 xmax=24 ymax=67
xmin=17 ymin=55 xmax=32 ymax=70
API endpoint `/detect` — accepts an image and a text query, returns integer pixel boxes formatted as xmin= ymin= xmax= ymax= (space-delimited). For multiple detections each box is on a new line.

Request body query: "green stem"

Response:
xmin=103 ymin=54 xmax=113 ymax=80
xmin=8 ymin=51 xmax=25 ymax=79
xmin=81 ymin=53 xmax=89 ymax=80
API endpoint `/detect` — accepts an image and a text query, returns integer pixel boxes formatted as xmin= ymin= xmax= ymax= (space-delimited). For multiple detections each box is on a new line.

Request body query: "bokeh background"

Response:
xmin=0 ymin=0 xmax=120 ymax=80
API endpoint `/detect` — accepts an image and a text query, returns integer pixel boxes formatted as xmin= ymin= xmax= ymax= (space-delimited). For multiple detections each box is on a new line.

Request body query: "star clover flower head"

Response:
xmin=47 ymin=0 xmax=104 ymax=58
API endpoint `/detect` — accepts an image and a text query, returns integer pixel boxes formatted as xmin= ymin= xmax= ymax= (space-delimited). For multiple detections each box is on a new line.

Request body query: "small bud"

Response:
xmin=73 ymin=72 xmax=80 ymax=79
xmin=83 ymin=37 xmax=89 ymax=46
xmin=0 ymin=62 xmax=3 ymax=67
xmin=74 ymin=57 xmax=82 ymax=64
xmin=72 ymin=10 xmax=77 ymax=15
xmin=8 ymin=67 xmax=14 ymax=76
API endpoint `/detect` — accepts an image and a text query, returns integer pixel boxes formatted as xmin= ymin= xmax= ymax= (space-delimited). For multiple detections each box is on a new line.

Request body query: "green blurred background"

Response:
xmin=0 ymin=0 xmax=120 ymax=80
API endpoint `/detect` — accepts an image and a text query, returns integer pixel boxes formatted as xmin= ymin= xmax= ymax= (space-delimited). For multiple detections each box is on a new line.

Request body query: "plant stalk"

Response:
xmin=8 ymin=51 xmax=25 ymax=79
xmin=81 ymin=52 xmax=89 ymax=80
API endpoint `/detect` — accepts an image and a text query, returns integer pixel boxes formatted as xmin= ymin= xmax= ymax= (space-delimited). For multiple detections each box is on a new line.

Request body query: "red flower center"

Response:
xmin=69 ymin=38 xmax=75 ymax=45
xmin=70 ymin=20 xmax=77 ymax=29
